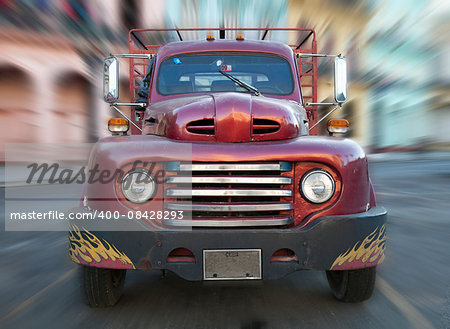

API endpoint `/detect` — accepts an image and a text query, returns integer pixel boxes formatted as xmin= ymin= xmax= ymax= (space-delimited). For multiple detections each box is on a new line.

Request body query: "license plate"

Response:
xmin=203 ymin=249 xmax=262 ymax=280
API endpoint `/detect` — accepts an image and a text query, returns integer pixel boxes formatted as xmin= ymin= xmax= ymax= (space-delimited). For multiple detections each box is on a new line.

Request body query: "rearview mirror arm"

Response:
xmin=308 ymin=104 xmax=341 ymax=132
xmin=111 ymin=105 xmax=143 ymax=132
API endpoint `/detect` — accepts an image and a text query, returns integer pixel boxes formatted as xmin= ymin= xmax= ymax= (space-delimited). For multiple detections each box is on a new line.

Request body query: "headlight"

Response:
xmin=300 ymin=169 xmax=335 ymax=204
xmin=121 ymin=169 xmax=156 ymax=203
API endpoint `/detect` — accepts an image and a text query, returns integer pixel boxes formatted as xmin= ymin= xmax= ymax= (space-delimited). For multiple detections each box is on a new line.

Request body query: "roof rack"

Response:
xmin=126 ymin=28 xmax=317 ymax=133
xmin=128 ymin=28 xmax=316 ymax=53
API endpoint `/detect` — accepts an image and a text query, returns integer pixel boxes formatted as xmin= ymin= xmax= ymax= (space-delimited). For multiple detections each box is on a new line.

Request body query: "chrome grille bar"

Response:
xmin=166 ymin=189 xmax=292 ymax=197
xmin=183 ymin=163 xmax=279 ymax=171
xmin=166 ymin=202 xmax=293 ymax=212
xmin=165 ymin=162 xmax=292 ymax=171
xmin=162 ymin=216 xmax=293 ymax=227
xmin=165 ymin=176 xmax=292 ymax=184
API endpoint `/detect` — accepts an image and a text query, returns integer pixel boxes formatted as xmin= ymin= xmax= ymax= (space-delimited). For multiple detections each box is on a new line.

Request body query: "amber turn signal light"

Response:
xmin=108 ymin=118 xmax=129 ymax=134
xmin=327 ymin=119 xmax=349 ymax=134
xmin=236 ymin=34 xmax=244 ymax=40
xmin=206 ymin=34 xmax=215 ymax=41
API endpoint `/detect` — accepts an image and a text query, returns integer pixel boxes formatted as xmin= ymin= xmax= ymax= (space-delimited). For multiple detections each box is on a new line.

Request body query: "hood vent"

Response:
xmin=186 ymin=118 xmax=281 ymax=137
xmin=186 ymin=119 xmax=215 ymax=135
xmin=252 ymin=118 xmax=280 ymax=135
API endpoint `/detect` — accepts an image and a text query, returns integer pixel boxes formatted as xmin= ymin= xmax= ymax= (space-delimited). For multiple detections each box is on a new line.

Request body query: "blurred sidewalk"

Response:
xmin=367 ymin=151 xmax=450 ymax=163
xmin=1 ymin=151 xmax=450 ymax=187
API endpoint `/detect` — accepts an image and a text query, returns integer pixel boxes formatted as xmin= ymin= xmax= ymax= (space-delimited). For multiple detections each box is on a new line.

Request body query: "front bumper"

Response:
xmin=69 ymin=206 xmax=387 ymax=280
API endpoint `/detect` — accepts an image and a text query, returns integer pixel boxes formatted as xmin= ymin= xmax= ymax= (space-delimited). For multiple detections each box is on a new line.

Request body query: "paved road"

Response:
xmin=0 ymin=159 xmax=449 ymax=329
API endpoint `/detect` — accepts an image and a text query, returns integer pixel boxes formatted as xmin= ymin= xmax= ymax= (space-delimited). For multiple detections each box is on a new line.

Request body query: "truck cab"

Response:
xmin=69 ymin=28 xmax=387 ymax=307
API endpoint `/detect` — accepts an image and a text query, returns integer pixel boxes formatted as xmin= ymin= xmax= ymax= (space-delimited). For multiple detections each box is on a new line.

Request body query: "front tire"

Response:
xmin=326 ymin=266 xmax=376 ymax=302
xmin=81 ymin=266 xmax=127 ymax=307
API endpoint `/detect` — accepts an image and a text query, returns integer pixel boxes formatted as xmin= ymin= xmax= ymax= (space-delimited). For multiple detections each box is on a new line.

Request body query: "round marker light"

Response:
xmin=301 ymin=170 xmax=335 ymax=204
xmin=121 ymin=169 xmax=156 ymax=203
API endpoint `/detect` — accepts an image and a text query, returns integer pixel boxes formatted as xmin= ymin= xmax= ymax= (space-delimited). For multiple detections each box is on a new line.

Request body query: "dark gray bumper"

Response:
xmin=69 ymin=206 xmax=387 ymax=280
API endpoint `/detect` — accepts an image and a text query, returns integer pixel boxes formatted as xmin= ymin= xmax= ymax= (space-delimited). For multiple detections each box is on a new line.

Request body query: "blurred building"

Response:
xmin=0 ymin=1 xmax=130 ymax=161
xmin=364 ymin=0 xmax=450 ymax=151
xmin=425 ymin=5 xmax=450 ymax=151
xmin=0 ymin=29 xmax=91 ymax=145
xmin=287 ymin=0 xmax=372 ymax=146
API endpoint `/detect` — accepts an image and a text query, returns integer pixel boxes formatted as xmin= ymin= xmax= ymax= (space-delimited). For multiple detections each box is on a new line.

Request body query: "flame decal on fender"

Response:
xmin=69 ymin=225 xmax=135 ymax=269
xmin=331 ymin=225 xmax=386 ymax=270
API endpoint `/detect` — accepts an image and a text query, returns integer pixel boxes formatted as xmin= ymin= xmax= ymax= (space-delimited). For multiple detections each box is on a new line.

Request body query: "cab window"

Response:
xmin=157 ymin=52 xmax=294 ymax=95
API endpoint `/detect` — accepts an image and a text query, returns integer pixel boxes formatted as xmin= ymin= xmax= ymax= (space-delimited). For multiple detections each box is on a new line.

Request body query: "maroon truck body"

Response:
xmin=69 ymin=28 xmax=386 ymax=306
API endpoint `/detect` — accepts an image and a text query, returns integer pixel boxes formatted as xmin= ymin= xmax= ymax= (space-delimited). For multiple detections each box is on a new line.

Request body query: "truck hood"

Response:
xmin=142 ymin=93 xmax=308 ymax=142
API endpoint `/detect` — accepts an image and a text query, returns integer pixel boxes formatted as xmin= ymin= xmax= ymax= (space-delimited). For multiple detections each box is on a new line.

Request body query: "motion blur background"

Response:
xmin=1 ymin=2 xmax=450 ymax=328
xmin=0 ymin=0 xmax=449 ymax=160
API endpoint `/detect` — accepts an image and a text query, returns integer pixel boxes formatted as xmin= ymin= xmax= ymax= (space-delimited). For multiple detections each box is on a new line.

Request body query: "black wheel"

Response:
xmin=81 ymin=265 xmax=127 ymax=307
xmin=326 ymin=266 xmax=376 ymax=302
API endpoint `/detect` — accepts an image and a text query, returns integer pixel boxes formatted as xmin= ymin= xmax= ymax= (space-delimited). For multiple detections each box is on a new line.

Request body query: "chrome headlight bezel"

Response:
xmin=121 ymin=168 xmax=157 ymax=204
xmin=300 ymin=169 xmax=335 ymax=204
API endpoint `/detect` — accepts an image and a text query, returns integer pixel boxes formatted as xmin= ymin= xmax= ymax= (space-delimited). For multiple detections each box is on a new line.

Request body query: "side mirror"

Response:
xmin=103 ymin=56 xmax=119 ymax=103
xmin=334 ymin=56 xmax=347 ymax=104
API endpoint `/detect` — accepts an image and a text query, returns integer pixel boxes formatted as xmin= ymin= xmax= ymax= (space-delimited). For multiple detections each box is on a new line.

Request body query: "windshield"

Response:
xmin=157 ymin=52 xmax=294 ymax=96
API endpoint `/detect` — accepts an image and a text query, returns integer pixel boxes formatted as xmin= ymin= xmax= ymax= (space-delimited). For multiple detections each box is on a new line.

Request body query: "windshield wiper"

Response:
xmin=219 ymin=71 xmax=260 ymax=96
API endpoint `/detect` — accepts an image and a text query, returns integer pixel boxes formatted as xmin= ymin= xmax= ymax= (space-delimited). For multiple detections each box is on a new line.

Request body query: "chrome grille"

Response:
xmin=164 ymin=162 xmax=293 ymax=227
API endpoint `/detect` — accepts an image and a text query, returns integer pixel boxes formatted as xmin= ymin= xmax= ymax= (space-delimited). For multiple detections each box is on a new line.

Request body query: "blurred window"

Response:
xmin=157 ymin=52 xmax=294 ymax=95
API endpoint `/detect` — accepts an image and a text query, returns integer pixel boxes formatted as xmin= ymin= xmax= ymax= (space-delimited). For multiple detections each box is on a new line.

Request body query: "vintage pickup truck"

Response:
xmin=69 ymin=28 xmax=387 ymax=307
